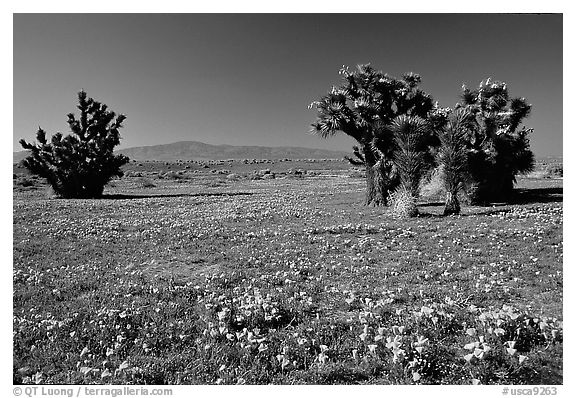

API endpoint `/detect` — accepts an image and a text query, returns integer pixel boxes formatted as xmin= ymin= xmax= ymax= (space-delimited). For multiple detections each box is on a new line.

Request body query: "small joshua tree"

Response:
xmin=376 ymin=115 xmax=435 ymax=217
xmin=438 ymin=109 xmax=474 ymax=215
xmin=19 ymin=90 xmax=129 ymax=198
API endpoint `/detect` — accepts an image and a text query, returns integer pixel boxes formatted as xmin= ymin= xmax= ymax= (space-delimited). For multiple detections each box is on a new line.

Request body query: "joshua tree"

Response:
xmin=375 ymin=115 xmax=434 ymax=217
xmin=459 ymin=79 xmax=535 ymax=203
xmin=438 ymin=109 xmax=475 ymax=215
xmin=309 ymin=64 xmax=437 ymax=206
xmin=19 ymin=90 xmax=129 ymax=198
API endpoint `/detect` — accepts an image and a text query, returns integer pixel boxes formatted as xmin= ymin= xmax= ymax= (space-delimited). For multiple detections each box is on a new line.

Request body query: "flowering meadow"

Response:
xmin=13 ymin=162 xmax=563 ymax=384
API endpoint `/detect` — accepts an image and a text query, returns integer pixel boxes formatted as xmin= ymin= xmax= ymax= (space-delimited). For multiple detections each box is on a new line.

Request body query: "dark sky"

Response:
xmin=13 ymin=14 xmax=563 ymax=157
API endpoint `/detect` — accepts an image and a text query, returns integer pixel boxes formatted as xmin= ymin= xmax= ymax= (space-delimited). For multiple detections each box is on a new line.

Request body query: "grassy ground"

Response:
xmin=13 ymin=161 xmax=563 ymax=385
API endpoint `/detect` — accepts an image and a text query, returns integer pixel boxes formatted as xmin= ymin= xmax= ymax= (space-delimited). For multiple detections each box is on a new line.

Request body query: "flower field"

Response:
xmin=13 ymin=162 xmax=563 ymax=384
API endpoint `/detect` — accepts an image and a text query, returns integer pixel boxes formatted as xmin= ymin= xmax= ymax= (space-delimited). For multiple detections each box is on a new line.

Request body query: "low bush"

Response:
xmin=138 ymin=177 xmax=156 ymax=188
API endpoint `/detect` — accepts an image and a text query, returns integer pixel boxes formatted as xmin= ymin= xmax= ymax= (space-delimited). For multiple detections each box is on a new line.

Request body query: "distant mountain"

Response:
xmin=13 ymin=141 xmax=350 ymax=163
xmin=13 ymin=151 xmax=29 ymax=164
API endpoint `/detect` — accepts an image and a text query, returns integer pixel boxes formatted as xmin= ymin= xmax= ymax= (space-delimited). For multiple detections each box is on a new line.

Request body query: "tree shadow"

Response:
xmin=508 ymin=187 xmax=563 ymax=205
xmin=101 ymin=192 xmax=254 ymax=200
xmin=414 ymin=212 xmax=445 ymax=219
xmin=416 ymin=187 xmax=562 ymax=218
xmin=418 ymin=201 xmax=445 ymax=208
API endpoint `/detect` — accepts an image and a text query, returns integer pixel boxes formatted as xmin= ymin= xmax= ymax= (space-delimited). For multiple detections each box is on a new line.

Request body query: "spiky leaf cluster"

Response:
xmin=309 ymin=64 xmax=436 ymax=147
xmin=19 ymin=91 xmax=129 ymax=198
xmin=380 ymin=115 xmax=433 ymax=197
xmin=438 ymin=109 xmax=476 ymax=194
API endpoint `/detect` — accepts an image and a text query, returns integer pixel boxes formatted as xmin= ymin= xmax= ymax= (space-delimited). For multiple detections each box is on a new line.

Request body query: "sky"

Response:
xmin=13 ymin=13 xmax=563 ymax=157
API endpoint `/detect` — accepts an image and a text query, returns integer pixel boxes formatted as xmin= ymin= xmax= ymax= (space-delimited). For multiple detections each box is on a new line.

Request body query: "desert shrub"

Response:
xmin=14 ymin=175 xmax=40 ymax=189
xmin=348 ymin=169 xmax=366 ymax=179
xmin=19 ymin=91 xmax=129 ymax=198
xmin=544 ymin=164 xmax=563 ymax=178
xmin=206 ymin=179 xmax=228 ymax=188
xmin=138 ymin=177 xmax=156 ymax=188
xmin=389 ymin=186 xmax=418 ymax=218
xmin=419 ymin=166 xmax=445 ymax=200
xmin=160 ymin=171 xmax=183 ymax=180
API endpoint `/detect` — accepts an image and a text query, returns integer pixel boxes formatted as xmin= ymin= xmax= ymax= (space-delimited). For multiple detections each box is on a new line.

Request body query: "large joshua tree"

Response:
xmin=309 ymin=64 xmax=437 ymax=206
xmin=19 ymin=90 xmax=129 ymax=198
xmin=459 ymin=79 xmax=535 ymax=203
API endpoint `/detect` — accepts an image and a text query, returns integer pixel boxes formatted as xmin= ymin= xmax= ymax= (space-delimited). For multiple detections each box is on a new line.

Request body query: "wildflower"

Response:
xmin=80 ymin=367 xmax=92 ymax=375
xmin=494 ymin=327 xmax=505 ymax=336
xmin=101 ymin=369 xmax=112 ymax=379
xmin=391 ymin=347 xmax=405 ymax=362
xmin=391 ymin=325 xmax=405 ymax=335
xmin=420 ymin=306 xmax=434 ymax=316
xmin=519 ymin=355 xmax=528 ymax=364
xmin=464 ymin=342 xmax=477 ymax=350
xmin=276 ymin=354 xmax=290 ymax=369
xmin=385 ymin=335 xmax=402 ymax=350
xmin=466 ymin=328 xmax=477 ymax=336
xmin=415 ymin=336 xmax=429 ymax=346
xmin=217 ymin=308 xmax=229 ymax=321
xmin=359 ymin=324 xmax=370 ymax=341
xmin=474 ymin=348 xmax=485 ymax=359
xmin=414 ymin=336 xmax=429 ymax=353
xmin=80 ymin=347 xmax=90 ymax=357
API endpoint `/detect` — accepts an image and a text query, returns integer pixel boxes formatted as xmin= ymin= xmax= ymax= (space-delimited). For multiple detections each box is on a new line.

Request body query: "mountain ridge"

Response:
xmin=13 ymin=140 xmax=350 ymax=162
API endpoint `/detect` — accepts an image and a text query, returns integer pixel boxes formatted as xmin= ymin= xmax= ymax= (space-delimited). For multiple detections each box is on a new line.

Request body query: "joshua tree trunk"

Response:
xmin=364 ymin=145 xmax=388 ymax=206
xmin=443 ymin=190 xmax=460 ymax=215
